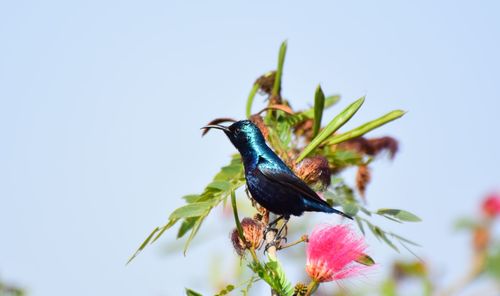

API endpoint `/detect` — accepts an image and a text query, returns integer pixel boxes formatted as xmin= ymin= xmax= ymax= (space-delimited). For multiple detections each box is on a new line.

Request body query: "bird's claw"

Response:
xmin=263 ymin=236 xmax=287 ymax=252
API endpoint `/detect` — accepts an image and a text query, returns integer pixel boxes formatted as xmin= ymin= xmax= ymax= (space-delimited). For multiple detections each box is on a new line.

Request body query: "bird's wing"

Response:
xmin=255 ymin=156 xmax=332 ymax=208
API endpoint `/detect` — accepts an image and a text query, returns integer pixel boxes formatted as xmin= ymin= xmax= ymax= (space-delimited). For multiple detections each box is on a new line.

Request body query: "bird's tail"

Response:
xmin=304 ymin=199 xmax=353 ymax=220
xmin=326 ymin=207 xmax=353 ymax=220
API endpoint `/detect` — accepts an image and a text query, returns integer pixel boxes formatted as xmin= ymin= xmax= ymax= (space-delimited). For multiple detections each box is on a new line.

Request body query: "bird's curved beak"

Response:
xmin=201 ymin=124 xmax=230 ymax=136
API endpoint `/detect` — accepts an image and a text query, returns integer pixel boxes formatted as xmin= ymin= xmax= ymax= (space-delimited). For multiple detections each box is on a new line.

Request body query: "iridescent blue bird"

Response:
xmin=202 ymin=120 xmax=351 ymax=239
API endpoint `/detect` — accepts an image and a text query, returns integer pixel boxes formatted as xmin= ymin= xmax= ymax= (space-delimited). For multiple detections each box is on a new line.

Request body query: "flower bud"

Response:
xmin=481 ymin=193 xmax=500 ymax=218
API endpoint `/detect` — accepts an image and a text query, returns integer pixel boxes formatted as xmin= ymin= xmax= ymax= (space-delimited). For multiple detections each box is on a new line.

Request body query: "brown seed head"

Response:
xmin=356 ymin=165 xmax=371 ymax=199
xmin=230 ymin=217 xmax=265 ymax=256
xmin=255 ymin=72 xmax=276 ymax=95
xmin=295 ymin=156 xmax=331 ymax=191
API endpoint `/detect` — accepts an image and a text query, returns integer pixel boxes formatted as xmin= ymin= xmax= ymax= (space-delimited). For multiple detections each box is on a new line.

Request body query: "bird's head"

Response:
xmin=202 ymin=120 xmax=265 ymax=151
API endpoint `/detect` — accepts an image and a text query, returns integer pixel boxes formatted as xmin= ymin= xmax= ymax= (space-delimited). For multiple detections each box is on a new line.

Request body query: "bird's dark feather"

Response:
xmin=256 ymin=156 xmax=333 ymax=210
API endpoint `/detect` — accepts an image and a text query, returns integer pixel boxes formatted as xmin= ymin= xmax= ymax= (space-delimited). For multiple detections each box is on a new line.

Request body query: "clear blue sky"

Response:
xmin=1 ymin=1 xmax=499 ymax=295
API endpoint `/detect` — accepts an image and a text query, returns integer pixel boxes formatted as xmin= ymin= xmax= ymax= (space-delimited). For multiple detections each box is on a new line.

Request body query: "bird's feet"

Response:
xmin=264 ymin=236 xmax=287 ymax=252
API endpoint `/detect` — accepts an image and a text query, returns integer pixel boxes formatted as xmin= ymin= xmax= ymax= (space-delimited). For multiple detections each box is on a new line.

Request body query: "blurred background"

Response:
xmin=1 ymin=0 xmax=499 ymax=295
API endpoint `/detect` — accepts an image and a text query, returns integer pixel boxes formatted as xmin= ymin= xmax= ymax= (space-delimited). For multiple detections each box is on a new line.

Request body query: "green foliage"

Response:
xmin=129 ymin=155 xmax=244 ymax=262
xmin=272 ymin=41 xmax=287 ymax=97
xmin=486 ymin=244 xmax=500 ymax=279
xmin=312 ymin=85 xmax=325 ymax=138
xmin=129 ymin=41 xmax=418 ymax=296
xmin=246 ymin=83 xmax=260 ymax=118
xmin=296 ymin=97 xmax=365 ymax=162
xmin=248 ymin=257 xmax=294 ymax=296
xmin=325 ymin=110 xmax=405 ymax=146
xmin=376 ymin=209 xmax=422 ymax=222
xmin=185 ymin=288 xmax=203 ymax=296
xmin=214 ymin=284 xmax=235 ymax=296
xmin=230 ymin=190 xmax=245 ymax=242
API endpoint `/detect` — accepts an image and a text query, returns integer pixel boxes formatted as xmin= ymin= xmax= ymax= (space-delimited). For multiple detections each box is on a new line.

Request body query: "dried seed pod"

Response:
xmin=230 ymin=217 xmax=265 ymax=256
xmin=294 ymin=156 xmax=331 ymax=191
xmin=338 ymin=136 xmax=399 ymax=159
xmin=356 ymin=165 xmax=371 ymax=199
xmin=255 ymin=71 xmax=276 ymax=95
xmin=368 ymin=136 xmax=399 ymax=159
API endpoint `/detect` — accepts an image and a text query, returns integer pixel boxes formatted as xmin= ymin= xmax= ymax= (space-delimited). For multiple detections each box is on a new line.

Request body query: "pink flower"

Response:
xmin=306 ymin=224 xmax=368 ymax=282
xmin=481 ymin=193 xmax=500 ymax=218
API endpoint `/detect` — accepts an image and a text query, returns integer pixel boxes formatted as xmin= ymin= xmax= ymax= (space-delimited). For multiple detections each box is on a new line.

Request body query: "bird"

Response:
xmin=202 ymin=120 xmax=352 ymax=244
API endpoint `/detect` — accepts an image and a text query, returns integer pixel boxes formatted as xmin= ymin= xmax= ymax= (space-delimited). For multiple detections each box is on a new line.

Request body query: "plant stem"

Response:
xmin=305 ymin=280 xmax=319 ymax=296
xmin=278 ymin=235 xmax=308 ymax=250
xmin=264 ymin=225 xmax=278 ymax=295
xmin=249 ymin=247 xmax=259 ymax=263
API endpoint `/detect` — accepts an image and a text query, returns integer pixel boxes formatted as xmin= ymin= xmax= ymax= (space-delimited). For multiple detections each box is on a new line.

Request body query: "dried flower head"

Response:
xmin=356 ymin=165 xmax=371 ymax=199
xmin=306 ymin=224 xmax=368 ymax=282
xmin=338 ymin=136 xmax=399 ymax=159
xmin=295 ymin=156 xmax=331 ymax=191
xmin=230 ymin=217 xmax=264 ymax=256
xmin=255 ymin=71 xmax=276 ymax=95
xmin=481 ymin=193 xmax=500 ymax=218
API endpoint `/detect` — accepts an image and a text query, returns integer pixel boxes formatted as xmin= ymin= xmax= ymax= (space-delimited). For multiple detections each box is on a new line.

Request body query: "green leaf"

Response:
xmin=356 ymin=254 xmax=375 ymax=266
xmin=207 ymin=180 xmax=232 ymax=191
xmin=230 ymin=190 xmax=245 ymax=242
xmin=324 ymin=95 xmax=341 ymax=108
xmin=486 ymin=244 xmax=500 ymax=279
xmin=182 ymin=194 xmax=200 ymax=203
xmin=177 ymin=217 xmax=198 ymax=238
xmin=342 ymin=201 xmax=359 ymax=216
xmin=355 ymin=216 xmax=365 ymax=235
xmin=272 ymin=41 xmax=287 ymax=97
xmin=215 ymin=284 xmax=235 ymax=296
xmin=184 ymin=216 xmax=205 ymax=255
xmin=246 ymin=82 xmax=260 ymax=118
xmin=312 ymin=85 xmax=325 ymax=138
xmin=298 ymin=95 xmax=340 ymax=120
xmin=325 ymin=110 xmax=406 ymax=146
xmin=296 ymin=97 xmax=365 ymax=162
xmin=185 ymin=288 xmax=203 ymax=296
xmin=128 ymin=218 xmax=179 ymax=264
xmin=376 ymin=208 xmax=422 ymax=222
xmin=390 ymin=233 xmax=421 ymax=247
xmin=377 ymin=228 xmax=400 ymax=252
xmin=126 ymin=226 xmax=160 ymax=264
xmin=169 ymin=202 xmax=213 ymax=220
xmin=454 ymin=217 xmax=478 ymax=231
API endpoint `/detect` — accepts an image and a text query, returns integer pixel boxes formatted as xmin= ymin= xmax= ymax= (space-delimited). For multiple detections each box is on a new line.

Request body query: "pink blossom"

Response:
xmin=481 ymin=193 xmax=500 ymax=218
xmin=306 ymin=224 xmax=368 ymax=282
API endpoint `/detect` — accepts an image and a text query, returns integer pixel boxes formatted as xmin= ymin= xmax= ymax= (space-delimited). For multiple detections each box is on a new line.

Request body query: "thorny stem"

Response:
xmin=305 ymin=280 xmax=319 ymax=296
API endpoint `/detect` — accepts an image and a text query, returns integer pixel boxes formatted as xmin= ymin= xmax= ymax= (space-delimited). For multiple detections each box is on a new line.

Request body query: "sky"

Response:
xmin=1 ymin=0 xmax=499 ymax=295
